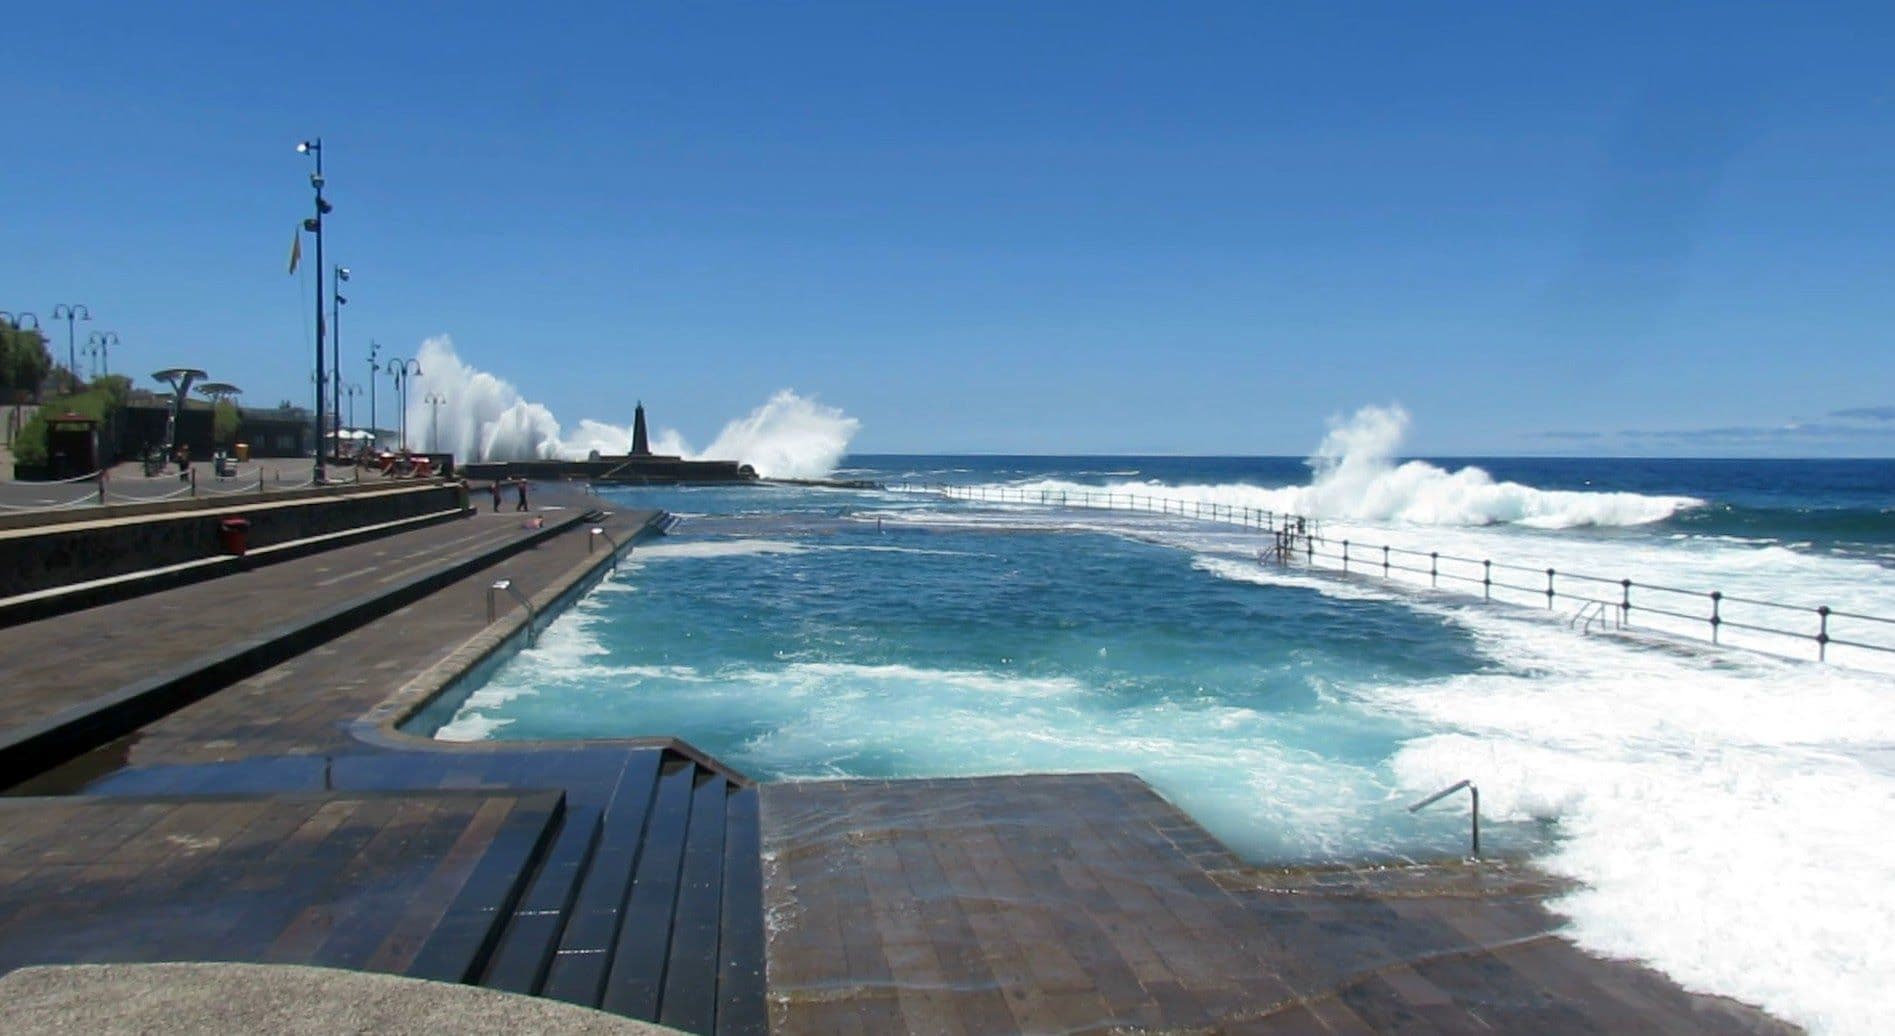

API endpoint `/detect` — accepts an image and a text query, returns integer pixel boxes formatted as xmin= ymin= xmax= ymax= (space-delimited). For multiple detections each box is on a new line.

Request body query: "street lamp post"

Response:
xmin=49 ymin=303 xmax=89 ymax=386
xmin=331 ymin=265 xmax=349 ymax=459
xmin=297 ymin=138 xmax=332 ymax=482
xmin=388 ymin=358 xmax=421 ymax=451
xmin=85 ymin=331 xmax=119 ymax=379
xmin=343 ymin=383 xmax=361 ymax=442
xmin=366 ymin=340 xmax=380 ymax=451
xmin=423 ymin=392 xmax=447 ymax=452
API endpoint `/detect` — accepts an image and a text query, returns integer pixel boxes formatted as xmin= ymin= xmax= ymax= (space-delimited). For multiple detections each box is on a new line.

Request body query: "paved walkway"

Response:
xmin=1 ymin=482 xmax=644 ymax=772
xmin=0 ymin=498 xmax=594 ymax=740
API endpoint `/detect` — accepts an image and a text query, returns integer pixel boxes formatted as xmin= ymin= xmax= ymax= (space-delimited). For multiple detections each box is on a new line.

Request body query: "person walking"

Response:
xmin=489 ymin=480 xmax=502 ymax=512
xmin=514 ymin=478 xmax=529 ymax=512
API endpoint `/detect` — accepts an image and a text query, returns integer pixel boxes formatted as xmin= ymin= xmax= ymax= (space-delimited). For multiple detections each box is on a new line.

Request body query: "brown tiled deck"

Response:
xmin=762 ymin=774 xmax=1795 ymax=1035
xmin=0 ymin=790 xmax=560 ymax=978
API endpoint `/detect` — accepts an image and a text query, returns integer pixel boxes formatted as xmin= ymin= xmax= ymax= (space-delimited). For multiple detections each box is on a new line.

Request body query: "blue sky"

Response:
xmin=3 ymin=1 xmax=1892 ymax=456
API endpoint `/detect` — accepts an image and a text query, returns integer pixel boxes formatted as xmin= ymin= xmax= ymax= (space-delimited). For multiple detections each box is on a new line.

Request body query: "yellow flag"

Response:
xmin=288 ymin=227 xmax=302 ymax=275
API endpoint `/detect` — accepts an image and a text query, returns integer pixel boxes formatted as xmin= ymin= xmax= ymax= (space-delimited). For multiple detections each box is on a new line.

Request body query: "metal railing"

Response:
xmin=487 ymin=578 xmax=540 ymax=645
xmin=1409 ymin=779 xmax=1480 ymax=858
xmin=893 ymin=481 xmax=1320 ymax=537
xmin=589 ymin=526 xmax=623 ymax=571
xmin=894 ymin=482 xmax=1895 ymax=665
xmin=0 ymin=464 xmax=413 ymax=516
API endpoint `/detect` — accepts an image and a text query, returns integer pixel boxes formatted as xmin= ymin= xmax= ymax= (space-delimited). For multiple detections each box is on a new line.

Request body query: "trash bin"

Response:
xmin=234 ymin=442 xmax=250 ymax=462
xmin=217 ymin=517 xmax=251 ymax=556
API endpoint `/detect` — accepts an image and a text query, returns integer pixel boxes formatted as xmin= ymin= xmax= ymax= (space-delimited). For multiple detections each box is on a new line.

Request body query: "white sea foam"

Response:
xmin=960 ymin=404 xmax=1699 ymax=529
xmin=1362 ymin=606 xmax=1895 ymax=1036
xmin=628 ymin=539 xmax=809 ymax=561
xmin=404 ymin=337 xmax=857 ymax=477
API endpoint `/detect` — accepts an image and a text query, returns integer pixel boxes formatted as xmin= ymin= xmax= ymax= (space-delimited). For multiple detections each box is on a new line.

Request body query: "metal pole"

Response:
xmin=307 ymin=140 xmax=327 ymax=485
xmin=331 ymin=266 xmax=342 ymax=461
xmin=367 ymin=342 xmax=379 ymax=451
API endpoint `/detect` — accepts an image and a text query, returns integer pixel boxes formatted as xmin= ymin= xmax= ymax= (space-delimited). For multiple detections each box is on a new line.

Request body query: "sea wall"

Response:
xmin=0 ymin=483 xmax=469 ymax=600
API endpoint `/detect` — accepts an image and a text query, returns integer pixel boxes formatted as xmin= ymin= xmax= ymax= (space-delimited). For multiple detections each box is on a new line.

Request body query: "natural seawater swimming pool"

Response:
xmin=436 ymin=484 xmax=1509 ymax=863
xmin=431 ymin=452 xmax=1895 ymax=1036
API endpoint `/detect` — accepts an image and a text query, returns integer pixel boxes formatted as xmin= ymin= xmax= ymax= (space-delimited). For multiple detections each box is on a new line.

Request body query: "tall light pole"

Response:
xmin=423 ymin=392 xmax=447 ymax=452
xmin=85 ymin=331 xmax=119 ymax=379
xmin=331 ymin=265 xmax=349 ymax=458
xmin=297 ymin=138 xmax=331 ymax=482
xmin=49 ymin=303 xmax=89 ymax=385
xmin=342 ymin=382 xmax=361 ymax=440
xmin=366 ymin=340 xmax=380 ymax=450
xmin=388 ymin=357 xmax=421 ymax=451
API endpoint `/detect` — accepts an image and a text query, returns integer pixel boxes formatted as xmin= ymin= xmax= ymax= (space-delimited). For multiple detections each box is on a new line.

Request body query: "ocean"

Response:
xmin=433 ymin=437 xmax=1894 ymax=1036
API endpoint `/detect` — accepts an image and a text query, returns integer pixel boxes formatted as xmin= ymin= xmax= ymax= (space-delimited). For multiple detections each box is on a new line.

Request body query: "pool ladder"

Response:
xmin=487 ymin=578 xmax=540 ymax=645
xmin=1569 ymin=600 xmax=1619 ymax=636
xmin=1409 ymin=779 xmax=1481 ymax=858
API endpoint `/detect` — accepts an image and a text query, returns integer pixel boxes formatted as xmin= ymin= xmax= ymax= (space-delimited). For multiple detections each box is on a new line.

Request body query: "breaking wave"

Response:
xmin=979 ymin=404 xmax=1700 ymax=528
xmin=406 ymin=336 xmax=857 ymax=478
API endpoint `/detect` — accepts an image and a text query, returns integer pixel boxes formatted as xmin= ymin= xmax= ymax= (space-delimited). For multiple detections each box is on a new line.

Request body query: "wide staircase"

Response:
xmin=406 ymin=749 xmax=766 ymax=1035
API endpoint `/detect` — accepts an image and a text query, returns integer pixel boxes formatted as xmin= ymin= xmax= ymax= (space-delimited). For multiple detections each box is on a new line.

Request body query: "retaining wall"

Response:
xmin=0 ymin=483 xmax=470 ymax=599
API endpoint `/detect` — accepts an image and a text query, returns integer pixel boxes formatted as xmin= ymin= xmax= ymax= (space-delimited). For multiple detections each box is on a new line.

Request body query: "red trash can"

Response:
xmin=217 ymin=517 xmax=251 ymax=556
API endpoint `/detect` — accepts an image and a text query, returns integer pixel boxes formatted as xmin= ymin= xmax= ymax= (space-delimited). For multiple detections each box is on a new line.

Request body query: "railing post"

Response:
xmin=1383 ymin=545 xmax=1390 ymax=577
xmin=97 ymin=470 xmax=107 ymax=505
xmin=190 ymin=466 xmax=198 ymax=498
xmin=1621 ymin=579 xmax=1632 ymax=628
xmin=1483 ymin=560 xmax=1492 ymax=600
xmin=1430 ymin=551 xmax=1438 ymax=588
xmin=1546 ymin=568 xmax=1556 ymax=609
xmin=1817 ymin=605 xmax=1830 ymax=662
xmin=1709 ymin=591 xmax=1722 ymax=644
xmin=1341 ymin=540 xmax=1350 ymax=572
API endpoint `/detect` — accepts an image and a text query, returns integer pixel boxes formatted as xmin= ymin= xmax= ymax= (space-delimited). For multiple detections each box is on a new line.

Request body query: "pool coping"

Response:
xmin=349 ymin=509 xmax=754 ymax=787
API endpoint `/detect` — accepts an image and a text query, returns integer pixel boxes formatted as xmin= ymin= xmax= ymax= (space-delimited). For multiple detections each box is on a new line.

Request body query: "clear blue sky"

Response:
xmin=4 ymin=1 xmax=1892 ymax=455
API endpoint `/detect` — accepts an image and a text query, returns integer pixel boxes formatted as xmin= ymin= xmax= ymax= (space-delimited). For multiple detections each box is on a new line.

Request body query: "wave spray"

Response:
xmin=985 ymin=404 xmax=1699 ymax=529
xmin=405 ymin=336 xmax=858 ymax=479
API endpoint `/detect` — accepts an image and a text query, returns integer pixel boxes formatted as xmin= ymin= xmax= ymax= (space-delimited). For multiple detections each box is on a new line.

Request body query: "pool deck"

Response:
xmin=0 ymin=483 xmax=1801 ymax=1034
xmin=764 ymin=775 xmax=1795 ymax=1034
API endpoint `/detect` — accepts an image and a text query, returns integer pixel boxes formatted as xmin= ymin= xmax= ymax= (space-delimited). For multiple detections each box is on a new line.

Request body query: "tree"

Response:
xmin=0 ymin=324 xmax=53 ymax=401
xmin=213 ymin=399 xmax=240 ymax=446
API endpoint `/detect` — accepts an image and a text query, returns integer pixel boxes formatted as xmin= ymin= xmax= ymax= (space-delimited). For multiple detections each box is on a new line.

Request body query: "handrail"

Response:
xmin=487 ymin=577 xmax=539 ymax=645
xmin=894 ymin=480 xmax=1895 ymax=665
xmin=590 ymin=525 xmax=622 ymax=571
xmin=1408 ymin=779 xmax=1480 ymax=858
